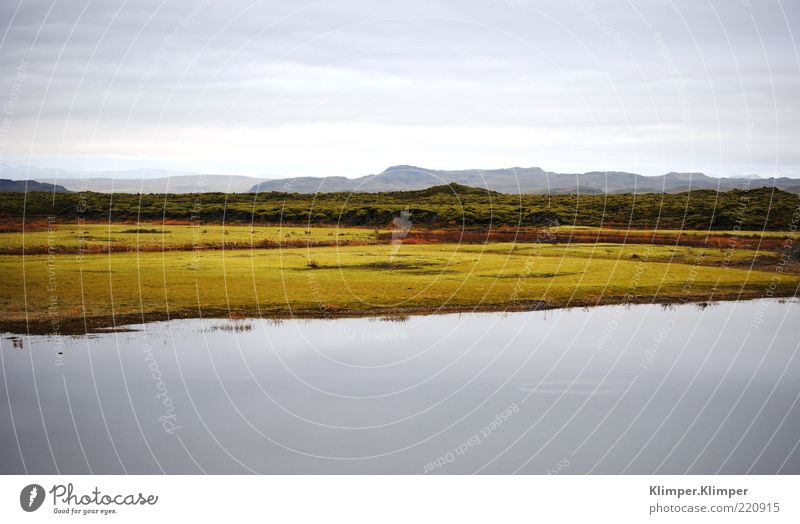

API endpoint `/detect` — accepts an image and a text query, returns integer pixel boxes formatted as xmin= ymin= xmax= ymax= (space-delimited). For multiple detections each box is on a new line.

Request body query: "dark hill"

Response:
xmin=0 ymin=179 xmax=69 ymax=192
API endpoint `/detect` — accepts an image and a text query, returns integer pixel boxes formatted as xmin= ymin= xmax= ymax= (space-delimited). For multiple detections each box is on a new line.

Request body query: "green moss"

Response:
xmin=1 ymin=242 xmax=796 ymax=331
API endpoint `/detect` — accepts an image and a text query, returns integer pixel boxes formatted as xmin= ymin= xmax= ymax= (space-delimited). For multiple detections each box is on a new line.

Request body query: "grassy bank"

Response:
xmin=1 ymin=241 xmax=797 ymax=334
xmin=2 ymin=222 xmax=796 ymax=255
xmin=0 ymin=223 xmax=383 ymax=254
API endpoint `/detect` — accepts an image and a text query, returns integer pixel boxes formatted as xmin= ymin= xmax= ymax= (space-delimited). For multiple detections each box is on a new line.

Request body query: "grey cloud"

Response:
xmin=0 ymin=0 xmax=798 ymax=177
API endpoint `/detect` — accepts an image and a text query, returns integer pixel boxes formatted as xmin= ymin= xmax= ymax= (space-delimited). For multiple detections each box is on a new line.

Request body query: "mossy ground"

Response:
xmin=1 ymin=231 xmax=796 ymax=333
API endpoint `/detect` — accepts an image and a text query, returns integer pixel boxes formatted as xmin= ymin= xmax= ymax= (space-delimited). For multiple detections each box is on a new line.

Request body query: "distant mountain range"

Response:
xmin=2 ymin=164 xmax=799 ymax=195
xmin=0 ymin=166 xmax=260 ymax=193
xmin=250 ymin=165 xmax=800 ymax=194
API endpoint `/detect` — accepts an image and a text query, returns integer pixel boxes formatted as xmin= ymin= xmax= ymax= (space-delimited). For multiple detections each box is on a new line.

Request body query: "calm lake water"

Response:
xmin=1 ymin=299 xmax=799 ymax=474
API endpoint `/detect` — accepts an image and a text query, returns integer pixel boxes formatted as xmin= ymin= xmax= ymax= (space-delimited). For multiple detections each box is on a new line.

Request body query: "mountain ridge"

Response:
xmin=249 ymin=165 xmax=800 ymax=195
xmin=2 ymin=164 xmax=798 ymax=195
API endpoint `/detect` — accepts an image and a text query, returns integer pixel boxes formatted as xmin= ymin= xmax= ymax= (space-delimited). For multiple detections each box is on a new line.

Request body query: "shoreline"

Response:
xmin=3 ymin=291 xmax=796 ymax=336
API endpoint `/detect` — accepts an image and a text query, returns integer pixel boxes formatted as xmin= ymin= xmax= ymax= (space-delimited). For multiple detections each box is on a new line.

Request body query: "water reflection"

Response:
xmin=1 ymin=299 xmax=798 ymax=474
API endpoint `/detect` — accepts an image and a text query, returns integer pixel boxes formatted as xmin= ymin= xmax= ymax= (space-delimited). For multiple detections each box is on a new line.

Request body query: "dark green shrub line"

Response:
xmin=1 ymin=184 xmax=797 ymax=230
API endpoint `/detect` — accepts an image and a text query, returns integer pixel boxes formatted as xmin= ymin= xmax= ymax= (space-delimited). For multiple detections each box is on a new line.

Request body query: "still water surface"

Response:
xmin=1 ymin=299 xmax=799 ymax=474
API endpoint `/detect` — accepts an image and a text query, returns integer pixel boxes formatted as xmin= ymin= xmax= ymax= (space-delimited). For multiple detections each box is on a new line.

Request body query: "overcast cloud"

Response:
xmin=0 ymin=0 xmax=798 ymax=178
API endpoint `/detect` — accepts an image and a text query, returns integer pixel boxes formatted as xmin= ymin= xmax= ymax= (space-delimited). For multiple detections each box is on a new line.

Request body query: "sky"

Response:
xmin=0 ymin=0 xmax=798 ymax=179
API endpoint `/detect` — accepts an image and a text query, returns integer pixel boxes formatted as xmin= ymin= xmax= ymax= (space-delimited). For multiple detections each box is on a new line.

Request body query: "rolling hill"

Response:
xmin=248 ymin=165 xmax=800 ymax=195
xmin=2 ymin=164 xmax=798 ymax=195
xmin=0 ymin=179 xmax=69 ymax=193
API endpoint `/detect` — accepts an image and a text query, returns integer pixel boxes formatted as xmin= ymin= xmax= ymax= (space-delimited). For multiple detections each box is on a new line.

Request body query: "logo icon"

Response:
xmin=20 ymin=484 xmax=45 ymax=512
xmin=389 ymin=207 xmax=412 ymax=261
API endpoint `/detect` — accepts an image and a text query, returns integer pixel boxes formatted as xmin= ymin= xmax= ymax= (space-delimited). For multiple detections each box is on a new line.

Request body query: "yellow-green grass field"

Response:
xmin=554 ymin=225 xmax=799 ymax=238
xmin=2 ymin=223 xmax=795 ymax=254
xmin=0 ymin=223 xmax=384 ymax=253
xmin=1 ymin=240 xmax=797 ymax=334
